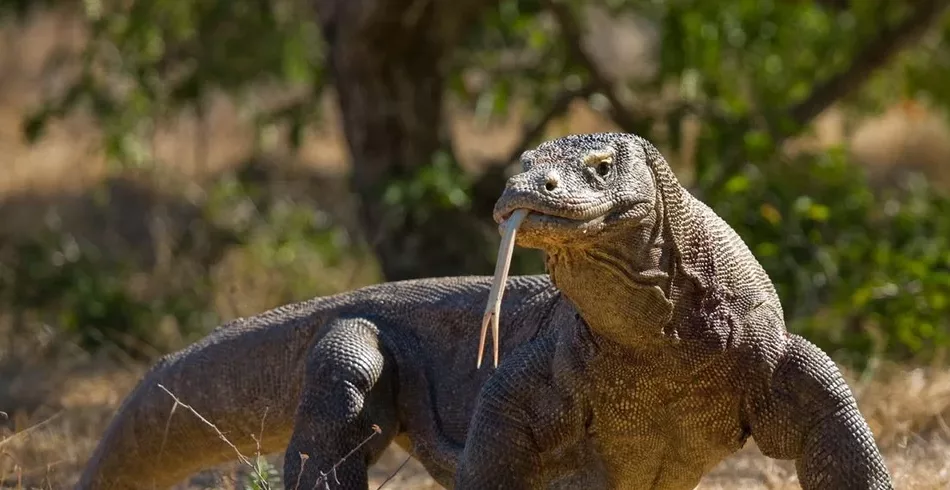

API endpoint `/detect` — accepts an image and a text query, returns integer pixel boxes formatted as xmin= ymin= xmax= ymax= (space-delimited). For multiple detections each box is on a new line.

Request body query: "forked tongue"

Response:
xmin=477 ymin=208 xmax=529 ymax=368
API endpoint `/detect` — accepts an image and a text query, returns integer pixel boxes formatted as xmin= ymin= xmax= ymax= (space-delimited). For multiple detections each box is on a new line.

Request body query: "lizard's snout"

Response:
xmin=493 ymin=169 xmax=563 ymax=224
xmin=505 ymin=168 xmax=563 ymax=197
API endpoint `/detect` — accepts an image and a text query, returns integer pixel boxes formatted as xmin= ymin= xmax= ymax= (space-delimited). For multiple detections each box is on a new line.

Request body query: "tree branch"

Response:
xmin=544 ymin=0 xmax=729 ymax=137
xmin=696 ymin=0 xmax=950 ymax=197
xmin=547 ymin=0 xmax=950 ymax=139
xmin=788 ymin=0 xmax=950 ymax=128
xmin=544 ymin=0 xmax=651 ymax=135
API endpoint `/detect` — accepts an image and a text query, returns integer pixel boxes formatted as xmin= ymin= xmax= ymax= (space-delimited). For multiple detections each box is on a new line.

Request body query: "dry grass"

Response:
xmin=3 ymin=6 xmax=950 ymax=490
xmin=1 ymin=354 xmax=949 ymax=489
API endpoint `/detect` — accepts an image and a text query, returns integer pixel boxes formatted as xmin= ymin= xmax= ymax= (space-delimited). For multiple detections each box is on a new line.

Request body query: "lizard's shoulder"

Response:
xmin=730 ymin=299 xmax=791 ymax=370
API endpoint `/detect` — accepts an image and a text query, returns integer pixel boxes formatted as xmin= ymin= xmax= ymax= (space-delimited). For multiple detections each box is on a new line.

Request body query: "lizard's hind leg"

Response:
xmin=283 ymin=317 xmax=399 ymax=489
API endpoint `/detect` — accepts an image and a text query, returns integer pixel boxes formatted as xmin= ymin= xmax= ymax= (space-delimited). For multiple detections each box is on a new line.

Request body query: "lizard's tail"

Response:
xmin=76 ymin=308 xmax=325 ymax=490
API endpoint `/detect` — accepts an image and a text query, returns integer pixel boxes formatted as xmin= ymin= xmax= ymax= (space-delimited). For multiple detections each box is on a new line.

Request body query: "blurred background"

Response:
xmin=1 ymin=0 xmax=949 ymax=488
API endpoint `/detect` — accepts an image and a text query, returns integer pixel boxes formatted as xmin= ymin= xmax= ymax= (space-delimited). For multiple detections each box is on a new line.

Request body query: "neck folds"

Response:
xmin=546 ymin=220 xmax=676 ymax=348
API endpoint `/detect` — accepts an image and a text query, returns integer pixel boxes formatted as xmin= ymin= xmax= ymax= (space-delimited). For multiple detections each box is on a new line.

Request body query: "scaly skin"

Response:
xmin=455 ymin=132 xmax=893 ymax=489
xmin=77 ymin=275 xmax=570 ymax=489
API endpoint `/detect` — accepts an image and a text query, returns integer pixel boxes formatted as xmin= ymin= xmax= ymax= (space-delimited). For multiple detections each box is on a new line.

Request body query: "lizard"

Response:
xmin=454 ymin=132 xmax=894 ymax=489
xmin=76 ymin=132 xmax=892 ymax=490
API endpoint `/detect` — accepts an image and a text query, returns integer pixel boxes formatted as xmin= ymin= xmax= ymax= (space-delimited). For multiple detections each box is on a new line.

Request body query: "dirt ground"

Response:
xmin=3 ymin=7 xmax=950 ymax=490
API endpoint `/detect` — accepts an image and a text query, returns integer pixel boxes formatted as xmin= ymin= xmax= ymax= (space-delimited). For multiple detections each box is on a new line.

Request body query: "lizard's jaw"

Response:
xmin=508 ymin=211 xmax=606 ymax=249
xmin=494 ymin=198 xmax=612 ymax=224
xmin=495 ymin=201 xmax=651 ymax=250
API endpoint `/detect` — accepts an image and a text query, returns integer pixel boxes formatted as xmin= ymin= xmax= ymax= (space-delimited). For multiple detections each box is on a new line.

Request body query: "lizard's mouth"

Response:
xmin=493 ymin=200 xmax=651 ymax=236
xmin=494 ymin=201 xmax=606 ymax=231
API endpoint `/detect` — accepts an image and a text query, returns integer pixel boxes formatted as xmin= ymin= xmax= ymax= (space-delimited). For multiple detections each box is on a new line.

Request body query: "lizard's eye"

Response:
xmin=583 ymin=151 xmax=614 ymax=179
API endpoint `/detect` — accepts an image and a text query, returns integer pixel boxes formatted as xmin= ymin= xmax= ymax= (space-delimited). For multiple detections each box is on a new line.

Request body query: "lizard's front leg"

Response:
xmin=748 ymin=334 xmax=893 ymax=490
xmin=455 ymin=336 xmax=587 ymax=490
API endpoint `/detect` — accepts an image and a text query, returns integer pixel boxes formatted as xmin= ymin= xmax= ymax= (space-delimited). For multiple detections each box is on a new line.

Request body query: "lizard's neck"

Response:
xmin=545 ymin=188 xmax=683 ymax=347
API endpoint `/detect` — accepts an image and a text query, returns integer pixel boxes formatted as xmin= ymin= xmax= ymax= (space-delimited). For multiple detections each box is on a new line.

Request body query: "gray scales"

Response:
xmin=77 ymin=133 xmax=893 ymax=489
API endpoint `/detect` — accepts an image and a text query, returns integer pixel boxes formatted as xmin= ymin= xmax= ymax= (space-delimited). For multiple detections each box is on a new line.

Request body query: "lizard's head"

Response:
xmin=493 ymin=132 xmax=658 ymax=250
xmin=477 ymin=133 xmax=676 ymax=366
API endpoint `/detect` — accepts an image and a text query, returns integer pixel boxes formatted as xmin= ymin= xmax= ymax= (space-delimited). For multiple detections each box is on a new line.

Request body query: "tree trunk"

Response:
xmin=316 ymin=0 xmax=501 ymax=281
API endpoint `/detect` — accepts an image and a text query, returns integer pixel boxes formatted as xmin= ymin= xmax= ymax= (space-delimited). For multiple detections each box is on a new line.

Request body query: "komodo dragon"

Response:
xmin=77 ymin=132 xmax=892 ymax=490
xmin=454 ymin=132 xmax=893 ymax=489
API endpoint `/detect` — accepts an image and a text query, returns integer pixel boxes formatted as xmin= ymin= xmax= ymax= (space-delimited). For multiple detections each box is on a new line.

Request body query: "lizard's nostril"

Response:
xmin=544 ymin=171 xmax=560 ymax=192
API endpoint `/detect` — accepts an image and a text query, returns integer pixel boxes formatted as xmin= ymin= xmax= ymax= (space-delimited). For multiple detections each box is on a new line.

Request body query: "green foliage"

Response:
xmin=658 ymin=0 xmax=870 ymax=107
xmin=0 ymin=172 xmax=369 ymax=356
xmin=713 ymin=148 xmax=950 ymax=364
xmin=204 ymin=169 xmax=371 ymax=303
xmin=452 ymin=0 xmax=576 ymax=128
xmin=0 ymin=219 xmax=216 ymax=356
xmin=243 ymin=456 xmax=281 ymax=490
xmin=859 ymin=17 xmax=950 ymax=110
xmin=22 ymin=0 xmax=326 ymax=166
xmin=381 ymin=150 xmax=474 ymax=223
